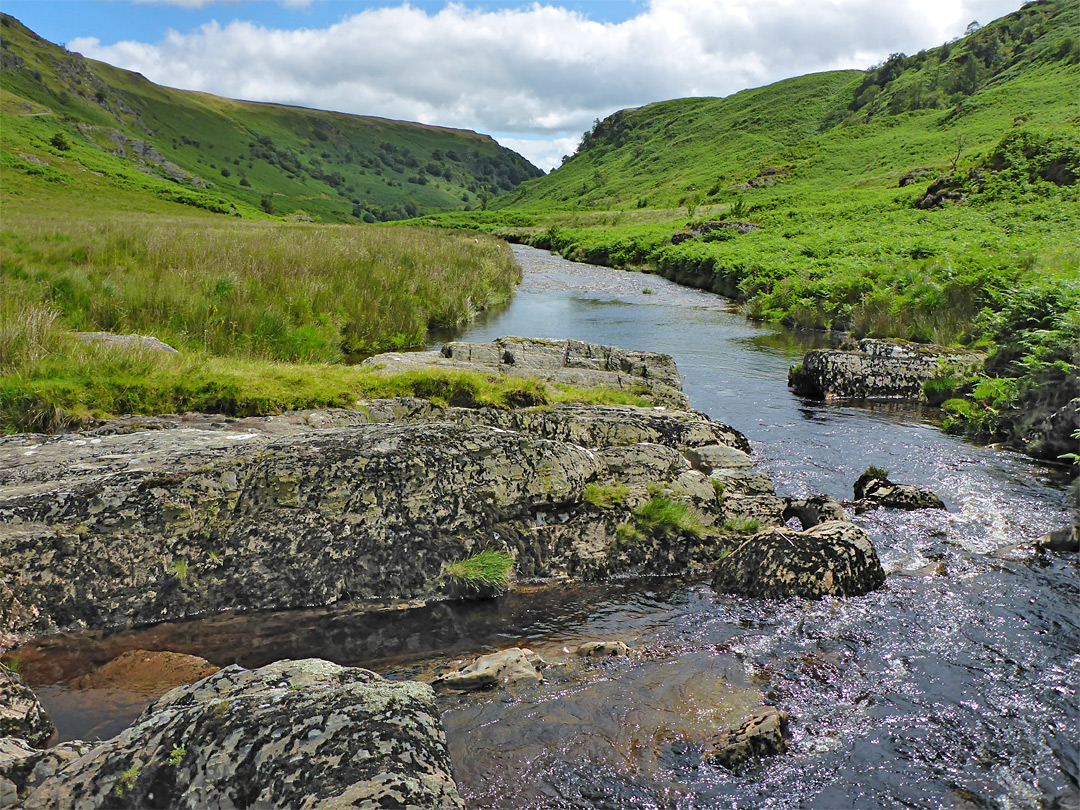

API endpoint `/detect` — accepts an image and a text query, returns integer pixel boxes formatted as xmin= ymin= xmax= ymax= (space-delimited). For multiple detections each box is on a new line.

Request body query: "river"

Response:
xmin=17 ymin=245 xmax=1079 ymax=808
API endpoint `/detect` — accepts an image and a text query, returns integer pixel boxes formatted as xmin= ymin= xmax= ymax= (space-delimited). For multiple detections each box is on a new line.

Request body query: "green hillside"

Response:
xmin=499 ymin=0 xmax=1077 ymax=211
xmin=0 ymin=13 xmax=541 ymax=222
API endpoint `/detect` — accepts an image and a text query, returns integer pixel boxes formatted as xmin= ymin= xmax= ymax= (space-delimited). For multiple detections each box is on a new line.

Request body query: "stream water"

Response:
xmin=14 ymin=245 xmax=1078 ymax=809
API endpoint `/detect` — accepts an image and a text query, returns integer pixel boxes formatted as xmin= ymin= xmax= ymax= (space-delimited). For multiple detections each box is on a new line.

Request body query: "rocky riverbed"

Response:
xmin=1 ymin=338 xmax=891 ymax=807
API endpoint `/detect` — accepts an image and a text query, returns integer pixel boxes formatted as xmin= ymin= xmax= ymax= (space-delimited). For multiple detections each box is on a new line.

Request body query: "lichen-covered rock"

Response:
xmin=783 ymin=495 xmax=847 ymax=528
xmin=0 ymin=669 xmax=53 ymax=747
xmin=22 ymin=659 xmax=464 ymax=810
xmin=711 ymin=521 xmax=886 ymax=599
xmin=0 ymin=397 xmax=758 ymax=638
xmin=702 ymin=706 xmax=789 ymax=770
xmin=434 ymin=648 xmax=544 ymax=690
xmin=0 ymin=739 xmax=92 ymax=808
xmin=853 ymin=473 xmax=946 ymax=511
xmin=789 ymin=339 xmax=983 ymax=402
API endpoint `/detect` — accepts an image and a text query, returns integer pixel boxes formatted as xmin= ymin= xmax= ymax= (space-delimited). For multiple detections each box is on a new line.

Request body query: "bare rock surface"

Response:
xmin=789 ymin=338 xmax=983 ymax=402
xmin=21 ymin=658 xmax=464 ymax=810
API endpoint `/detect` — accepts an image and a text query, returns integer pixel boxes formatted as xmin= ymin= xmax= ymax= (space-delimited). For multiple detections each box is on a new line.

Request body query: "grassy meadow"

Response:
xmin=0 ymin=186 xmax=655 ymax=433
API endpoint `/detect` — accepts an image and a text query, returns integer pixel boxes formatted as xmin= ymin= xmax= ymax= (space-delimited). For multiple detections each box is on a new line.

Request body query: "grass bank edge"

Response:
xmin=0 ymin=345 xmax=656 ymax=434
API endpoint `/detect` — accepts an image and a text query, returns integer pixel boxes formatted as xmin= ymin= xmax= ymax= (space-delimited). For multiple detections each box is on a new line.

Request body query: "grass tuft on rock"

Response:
xmin=632 ymin=495 xmax=704 ymax=538
xmin=443 ymin=550 xmax=515 ymax=594
xmin=584 ymin=482 xmax=630 ymax=508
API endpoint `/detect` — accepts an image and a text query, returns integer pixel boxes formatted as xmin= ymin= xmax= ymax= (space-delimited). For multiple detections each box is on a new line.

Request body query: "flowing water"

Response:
xmin=14 ymin=245 xmax=1078 ymax=809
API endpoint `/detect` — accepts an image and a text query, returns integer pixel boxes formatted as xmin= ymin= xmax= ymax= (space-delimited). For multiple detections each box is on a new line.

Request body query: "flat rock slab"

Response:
xmin=21 ymin=658 xmax=464 ymax=810
xmin=365 ymin=337 xmax=689 ymax=407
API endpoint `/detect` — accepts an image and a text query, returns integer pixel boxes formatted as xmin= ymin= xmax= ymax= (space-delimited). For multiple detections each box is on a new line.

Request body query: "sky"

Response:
xmin=4 ymin=0 xmax=1023 ymax=171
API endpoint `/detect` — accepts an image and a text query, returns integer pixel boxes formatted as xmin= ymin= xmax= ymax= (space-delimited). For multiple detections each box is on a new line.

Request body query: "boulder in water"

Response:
xmin=711 ymin=521 xmax=886 ymax=599
xmin=20 ymin=658 xmax=464 ymax=810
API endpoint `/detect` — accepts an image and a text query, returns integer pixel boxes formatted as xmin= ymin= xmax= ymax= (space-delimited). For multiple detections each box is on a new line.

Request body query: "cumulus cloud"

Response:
xmin=70 ymin=0 xmax=1021 ymax=170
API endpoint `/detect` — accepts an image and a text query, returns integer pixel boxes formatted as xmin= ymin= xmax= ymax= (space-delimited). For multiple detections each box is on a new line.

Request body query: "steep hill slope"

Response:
xmin=0 ymin=14 xmax=541 ymax=222
xmin=499 ymin=0 xmax=1077 ymax=211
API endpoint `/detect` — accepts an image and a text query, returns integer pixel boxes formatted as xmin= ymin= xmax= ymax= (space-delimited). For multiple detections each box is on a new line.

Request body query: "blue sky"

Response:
xmin=3 ymin=0 xmax=1022 ymax=170
xmin=4 ymin=1 xmax=646 ymax=49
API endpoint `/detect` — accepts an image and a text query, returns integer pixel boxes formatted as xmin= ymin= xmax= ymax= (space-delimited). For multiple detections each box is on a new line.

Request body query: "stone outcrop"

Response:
xmin=702 ymin=706 xmax=789 ymax=771
xmin=1 ymin=339 xmax=887 ymax=643
xmin=788 ymin=338 xmax=983 ymax=402
xmin=363 ymin=336 xmax=688 ymax=408
xmin=1 ymin=739 xmax=93 ymax=809
xmin=711 ymin=521 xmax=886 ymax=599
xmin=0 ymin=670 xmax=53 ymax=748
xmin=853 ymin=472 xmax=946 ymax=511
xmin=18 ymin=658 xmax=463 ymax=809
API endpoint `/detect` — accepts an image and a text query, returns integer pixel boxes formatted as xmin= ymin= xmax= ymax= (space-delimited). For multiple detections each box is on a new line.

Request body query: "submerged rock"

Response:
xmin=853 ymin=472 xmax=946 ymax=511
xmin=0 ymin=669 xmax=53 ymax=748
xmin=1035 ymin=522 xmax=1079 ymax=553
xmin=434 ymin=648 xmax=544 ymax=690
xmin=21 ymin=658 xmax=464 ymax=810
xmin=703 ymin=706 xmax=789 ymax=771
xmin=69 ymin=650 xmax=220 ymax=696
xmin=575 ymin=641 xmax=632 ymax=658
xmin=789 ymin=338 xmax=983 ymax=402
xmin=711 ymin=521 xmax=886 ymax=599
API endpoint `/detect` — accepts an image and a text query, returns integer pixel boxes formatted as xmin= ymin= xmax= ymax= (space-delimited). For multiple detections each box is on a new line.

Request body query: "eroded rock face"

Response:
xmin=0 ymin=669 xmax=53 ymax=748
xmin=22 ymin=659 xmax=464 ymax=810
xmin=789 ymin=339 xmax=983 ymax=402
xmin=854 ymin=473 xmax=946 ymax=511
xmin=711 ymin=521 xmax=886 ymax=599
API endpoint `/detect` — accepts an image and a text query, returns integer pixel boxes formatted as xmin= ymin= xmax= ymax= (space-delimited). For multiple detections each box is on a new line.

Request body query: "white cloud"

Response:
xmin=69 ymin=0 xmax=1022 ymax=169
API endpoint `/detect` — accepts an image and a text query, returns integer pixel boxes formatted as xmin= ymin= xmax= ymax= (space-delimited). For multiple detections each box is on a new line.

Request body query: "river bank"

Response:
xmin=2 ymin=247 xmax=1075 ymax=808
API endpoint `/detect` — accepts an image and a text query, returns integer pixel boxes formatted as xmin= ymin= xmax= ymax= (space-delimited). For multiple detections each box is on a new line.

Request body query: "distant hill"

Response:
xmin=499 ymin=0 xmax=1078 ymax=211
xmin=0 ymin=13 xmax=542 ymax=222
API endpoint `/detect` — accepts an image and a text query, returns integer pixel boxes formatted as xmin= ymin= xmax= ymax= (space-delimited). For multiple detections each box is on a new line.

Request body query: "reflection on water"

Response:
xmin=14 ymin=244 xmax=1077 ymax=809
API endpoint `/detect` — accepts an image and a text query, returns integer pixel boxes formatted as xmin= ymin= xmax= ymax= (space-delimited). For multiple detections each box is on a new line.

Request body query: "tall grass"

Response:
xmin=1 ymin=211 xmax=520 ymax=362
